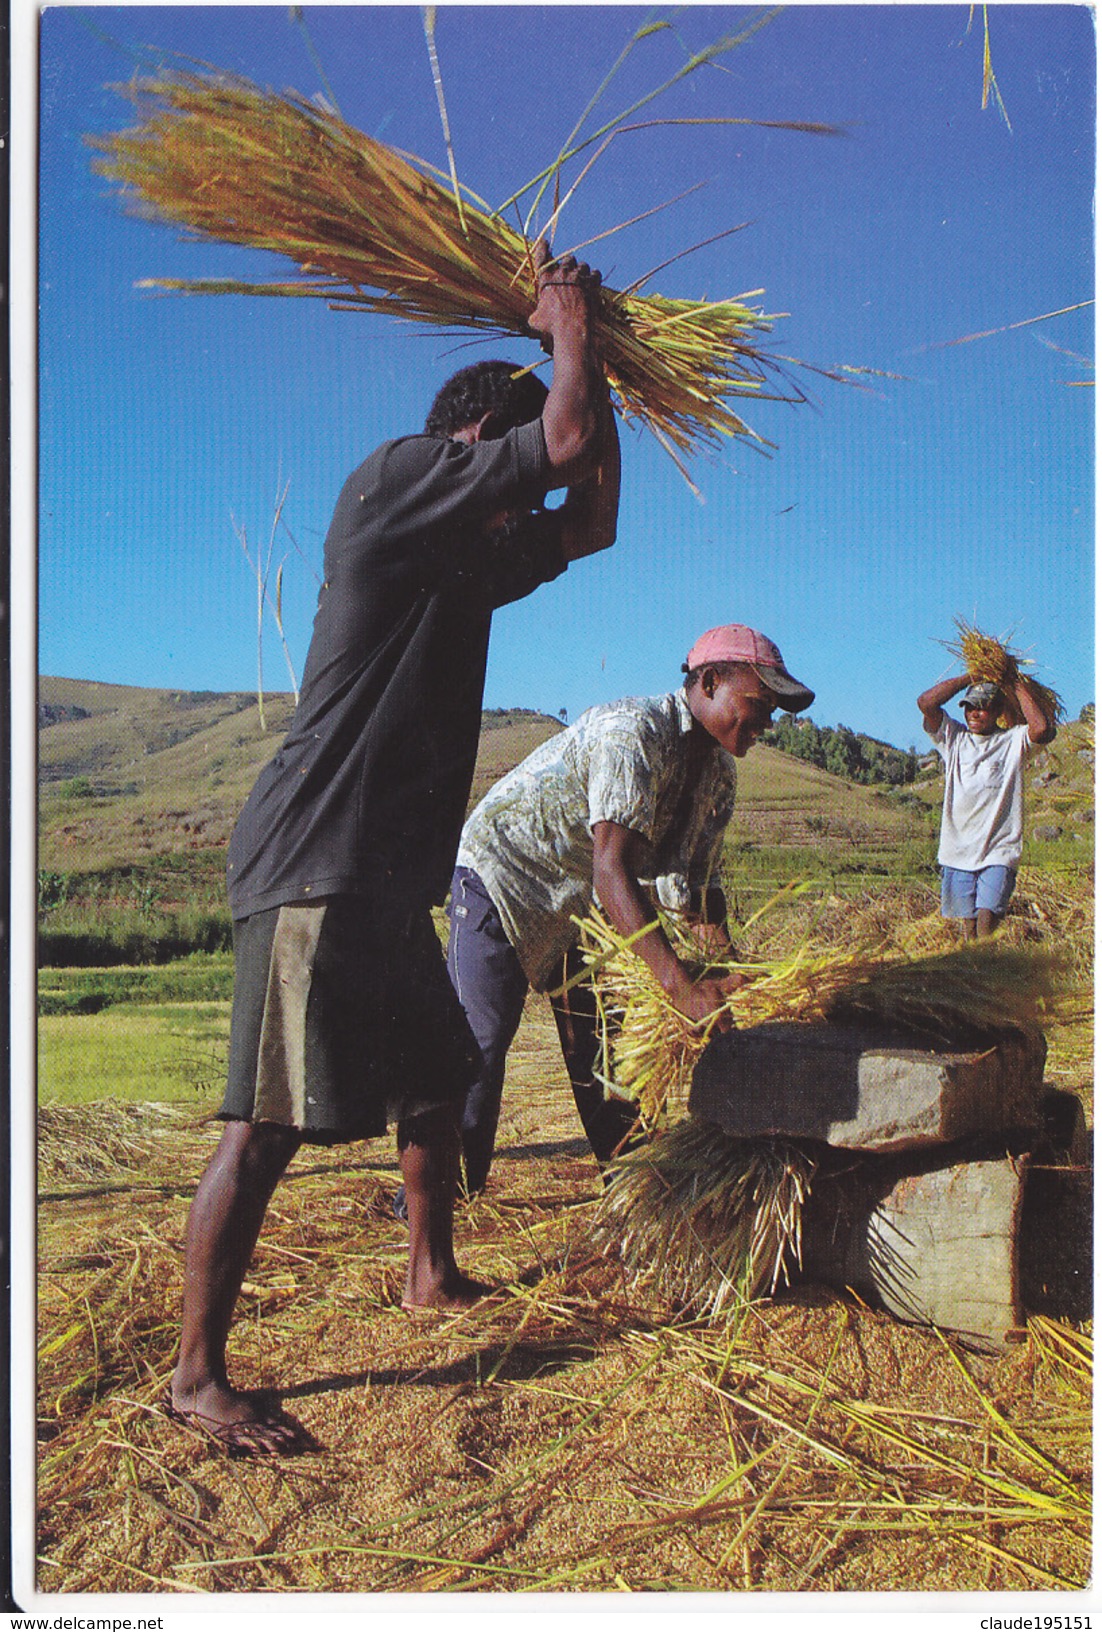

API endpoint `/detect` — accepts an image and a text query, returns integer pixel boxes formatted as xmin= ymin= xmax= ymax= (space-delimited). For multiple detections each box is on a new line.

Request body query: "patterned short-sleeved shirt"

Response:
xmin=456 ymin=689 xmax=737 ymax=989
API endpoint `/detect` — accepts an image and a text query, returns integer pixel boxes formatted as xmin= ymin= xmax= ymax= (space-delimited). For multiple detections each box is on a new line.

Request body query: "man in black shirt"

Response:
xmin=166 ymin=244 xmax=617 ymax=1453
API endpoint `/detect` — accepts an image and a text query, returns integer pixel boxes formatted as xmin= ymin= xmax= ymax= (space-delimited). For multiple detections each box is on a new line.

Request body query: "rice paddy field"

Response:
xmin=34 ymin=857 xmax=1093 ymax=1597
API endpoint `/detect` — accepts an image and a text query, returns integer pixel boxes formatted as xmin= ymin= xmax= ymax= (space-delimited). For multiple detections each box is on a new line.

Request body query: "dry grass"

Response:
xmin=38 ymin=1099 xmax=193 ymax=1185
xmin=88 ymin=69 xmax=815 ymax=471
xmin=573 ymin=883 xmax=1083 ymax=1127
xmin=35 ymin=872 xmax=1090 ymax=1594
xmin=946 ymin=619 xmax=1064 ymax=727
xmin=573 ymin=871 xmax=1090 ymax=1339
xmin=35 ymin=1102 xmax=1091 ymax=1594
xmin=593 ymin=1124 xmax=816 ymax=1315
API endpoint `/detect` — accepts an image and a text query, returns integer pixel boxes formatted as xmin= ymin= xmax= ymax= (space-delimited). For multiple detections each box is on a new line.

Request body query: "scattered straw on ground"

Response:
xmin=37 ymin=924 xmax=1091 ymax=1595
xmin=36 ymin=873 xmax=1091 ymax=1593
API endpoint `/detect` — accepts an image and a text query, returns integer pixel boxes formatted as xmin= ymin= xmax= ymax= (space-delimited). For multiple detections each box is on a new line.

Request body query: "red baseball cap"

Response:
xmin=684 ymin=624 xmax=814 ymax=713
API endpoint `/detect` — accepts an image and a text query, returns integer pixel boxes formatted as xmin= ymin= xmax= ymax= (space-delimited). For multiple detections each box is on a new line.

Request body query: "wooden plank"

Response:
xmin=802 ymin=1155 xmax=1027 ymax=1349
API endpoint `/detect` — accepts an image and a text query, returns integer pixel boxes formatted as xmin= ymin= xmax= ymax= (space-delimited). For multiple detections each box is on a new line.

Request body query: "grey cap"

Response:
xmin=961 ymin=681 xmax=1001 ymax=709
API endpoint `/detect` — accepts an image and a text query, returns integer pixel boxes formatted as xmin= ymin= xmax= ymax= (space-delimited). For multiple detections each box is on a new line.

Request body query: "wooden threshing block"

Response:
xmin=689 ymin=1022 xmax=1047 ymax=1154
xmin=801 ymin=1156 xmax=1028 ymax=1349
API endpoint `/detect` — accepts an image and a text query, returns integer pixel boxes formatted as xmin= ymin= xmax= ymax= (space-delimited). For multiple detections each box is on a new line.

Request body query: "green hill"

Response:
xmin=38 ymin=679 xmax=567 ymax=873
xmin=902 ymin=713 xmax=1095 ymax=850
xmin=38 ymin=674 xmax=1091 ymax=898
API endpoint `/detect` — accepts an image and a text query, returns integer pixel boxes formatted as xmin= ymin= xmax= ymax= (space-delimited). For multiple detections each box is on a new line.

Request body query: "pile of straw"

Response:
xmin=948 ymin=618 xmax=1064 ymax=727
xmin=576 ymin=908 xmax=1070 ymax=1124
xmin=593 ymin=1120 xmax=816 ymax=1317
xmin=38 ymin=1099 xmax=190 ymax=1184
xmin=89 ymin=71 xmax=798 ymax=463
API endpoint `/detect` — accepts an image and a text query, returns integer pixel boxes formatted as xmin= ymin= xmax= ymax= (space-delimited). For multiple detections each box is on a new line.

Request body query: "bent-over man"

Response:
xmin=404 ymin=624 xmax=816 ymax=1204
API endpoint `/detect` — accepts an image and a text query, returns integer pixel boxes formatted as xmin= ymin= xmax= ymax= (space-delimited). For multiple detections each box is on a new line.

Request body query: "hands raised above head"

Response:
xmin=526 ymin=238 xmax=603 ymax=349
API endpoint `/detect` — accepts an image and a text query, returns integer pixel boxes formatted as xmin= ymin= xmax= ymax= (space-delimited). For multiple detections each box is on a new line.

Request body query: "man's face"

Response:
xmin=963 ymin=699 xmax=999 ymax=736
xmin=696 ymin=672 xmax=779 ymax=758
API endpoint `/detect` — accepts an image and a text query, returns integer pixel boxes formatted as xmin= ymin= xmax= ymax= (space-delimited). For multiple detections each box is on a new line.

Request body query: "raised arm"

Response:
xmin=917 ymin=673 xmax=969 ymax=734
xmin=526 ymin=240 xmax=606 ymax=485
xmin=591 ymin=821 xmax=734 ymax=1031
xmin=558 ymin=387 xmax=620 ymax=561
xmin=1012 ymin=676 xmax=1058 ymax=744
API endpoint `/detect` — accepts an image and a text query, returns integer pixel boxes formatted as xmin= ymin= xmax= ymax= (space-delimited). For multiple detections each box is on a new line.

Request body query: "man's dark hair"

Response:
xmin=424 ymin=360 xmax=548 ymax=439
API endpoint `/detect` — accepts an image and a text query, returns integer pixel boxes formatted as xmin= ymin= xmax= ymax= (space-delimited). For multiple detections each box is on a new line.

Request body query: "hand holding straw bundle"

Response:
xmin=578 ymin=906 xmax=1070 ymax=1126
xmin=89 ymin=71 xmax=800 ymax=474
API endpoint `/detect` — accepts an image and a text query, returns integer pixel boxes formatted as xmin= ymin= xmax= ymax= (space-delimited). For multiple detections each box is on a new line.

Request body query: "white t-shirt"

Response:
xmin=926 ymin=713 xmax=1034 ymax=870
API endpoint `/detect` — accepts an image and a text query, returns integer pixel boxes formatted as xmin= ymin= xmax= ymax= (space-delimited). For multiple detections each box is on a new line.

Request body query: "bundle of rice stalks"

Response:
xmin=575 ymin=909 xmax=720 ymax=1125
xmin=594 ymin=1118 xmax=815 ymax=1317
xmin=89 ymin=71 xmax=800 ymax=463
xmin=576 ymin=908 xmax=1072 ymax=1120
xmin=822 ymin=942 xmax=1071 ymax=1039
xmin=947 ymin=618 xmax=1064 ymax=727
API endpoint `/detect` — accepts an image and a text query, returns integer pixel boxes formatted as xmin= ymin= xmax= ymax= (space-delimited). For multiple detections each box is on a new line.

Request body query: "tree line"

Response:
xmin=763 ymin=715 xmax=922 ymax=786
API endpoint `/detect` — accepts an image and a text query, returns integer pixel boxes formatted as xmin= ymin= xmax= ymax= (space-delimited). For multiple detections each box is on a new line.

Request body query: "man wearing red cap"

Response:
xmin=395 ymin=624 xmax=814 ymax=1212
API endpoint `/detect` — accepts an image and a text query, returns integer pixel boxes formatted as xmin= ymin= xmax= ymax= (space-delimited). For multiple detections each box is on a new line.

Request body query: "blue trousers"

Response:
xmin=446 ymin=866 xmax=638 ymax=1193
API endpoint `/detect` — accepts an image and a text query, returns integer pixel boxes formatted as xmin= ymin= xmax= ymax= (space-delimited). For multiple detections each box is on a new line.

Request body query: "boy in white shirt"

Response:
xmin=917 ymin=673 xmax=1056 ymax=937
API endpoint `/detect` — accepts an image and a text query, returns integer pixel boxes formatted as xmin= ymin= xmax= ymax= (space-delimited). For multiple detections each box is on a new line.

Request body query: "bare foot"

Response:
xmin=166 ymin=1374 xmax=306 ymax=1455
xmin=401 ymin=1271 xmax=493 ymax=1312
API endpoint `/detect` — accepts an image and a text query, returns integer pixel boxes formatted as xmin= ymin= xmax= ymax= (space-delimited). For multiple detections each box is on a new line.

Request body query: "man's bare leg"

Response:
xmin=399 ymin=1106 xmax=490 ymax=1309
xmin=976 ymin=908 xmax=1000 ymax=938
xmin=170 ymin=1119 xmax=302 ymax=1445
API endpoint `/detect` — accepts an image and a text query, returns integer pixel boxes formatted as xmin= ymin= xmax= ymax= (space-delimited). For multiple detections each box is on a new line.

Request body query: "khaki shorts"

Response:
xmin=220 ymin=896 xmax=481 ymax=1142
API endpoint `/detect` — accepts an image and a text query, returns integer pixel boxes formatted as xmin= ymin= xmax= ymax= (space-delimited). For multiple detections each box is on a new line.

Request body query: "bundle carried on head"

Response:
xmin=948 ymin=619 xmax=1064 ymax=728
xmin=89 ymin=71 xmax=799 ymax=465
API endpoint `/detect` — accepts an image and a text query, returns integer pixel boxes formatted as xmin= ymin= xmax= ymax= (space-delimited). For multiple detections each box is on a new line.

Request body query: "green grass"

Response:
xmin=39 ymin=908 xmax=232 ymax=967
xmin=38 ymin=955 xmax=233 ymax=1014
xmin=38 ymin=961 xmax=234 ymax=1105
xmin=38 ymin=999 xmax=229 ymax=1107
xmin=720 ymin=836 xmax=940 ymax=908
xmin=1021 ymin=834 xmax=1093 ymax=870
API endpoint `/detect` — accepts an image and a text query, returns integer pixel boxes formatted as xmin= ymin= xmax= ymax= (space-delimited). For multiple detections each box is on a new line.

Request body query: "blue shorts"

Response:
xmin=940 ymin=865 xmax=1018 ymax=920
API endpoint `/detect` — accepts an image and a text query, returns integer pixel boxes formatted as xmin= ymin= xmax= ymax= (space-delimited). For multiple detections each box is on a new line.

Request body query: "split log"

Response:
xmin=800 ymin=1152 xmax=1026 ymax=1349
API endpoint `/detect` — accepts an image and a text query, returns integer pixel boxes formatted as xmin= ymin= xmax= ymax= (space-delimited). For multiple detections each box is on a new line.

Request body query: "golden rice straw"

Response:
xmin=593 ymin=1118 xmax=817 ymax=1315
xmin=88 ymin=71 xmax=799 ymax=461
xmin=577 ymin=908 xmax=1070 ymax=1121
xmin=946 ymin=618 xmax=1064 ymax=727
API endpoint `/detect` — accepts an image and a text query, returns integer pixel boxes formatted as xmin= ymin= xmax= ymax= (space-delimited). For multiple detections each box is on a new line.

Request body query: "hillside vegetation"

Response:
xmin=38 ymin=677 xmax=1091 ymax=965
xmin=39 ymin=676 xmax=924 ymax=864
xmin=39 ymin=679 xmax=563 ymax=871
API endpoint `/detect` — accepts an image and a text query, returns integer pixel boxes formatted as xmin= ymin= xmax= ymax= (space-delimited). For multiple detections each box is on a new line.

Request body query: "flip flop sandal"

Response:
xmin=161 ymin=1389 xmax=314 ymax=1458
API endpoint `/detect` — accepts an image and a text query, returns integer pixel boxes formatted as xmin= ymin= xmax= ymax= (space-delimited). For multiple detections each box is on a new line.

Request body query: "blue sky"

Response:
xmin=35 ymin=3 xmax=1095 ymax=750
